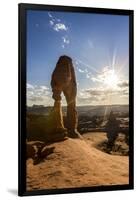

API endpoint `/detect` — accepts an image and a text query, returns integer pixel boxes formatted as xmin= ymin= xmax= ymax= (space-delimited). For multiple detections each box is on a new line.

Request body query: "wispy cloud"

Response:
xmin=90 ymin=66 xmax=121 ymax=90
xmin=118 ymin=80 xmax=129 ymax=88
xmin=53 ymin=23 xmax=68 ymax=32
xmin=77 ymin=80 xmax=129 ymax=105
xmin=48 ymin=12 xmax=53 ymax=18
xmin=86 ymin=74 xmax=90 ymax=79
xmin=27 ymin=83 xmax=34 ymax=89
xmin=62 ymin=36 xmax=70 ymax=44
xmin=62 ymin=44 xmax=65 ymax=49
xmin=61 ymin=35 xmax=70 ymax=48
xmin=27 ymin=83 xmax=70 ymax=106
xmin=49 ymin=20 xmax=54 ymax=26
xmin=62 ymin=35 xmax=70 ymax=49
xmin=78 ymin=68 xmax=85 ymax=73
xmin=75 ymin=58 xmax=129 ymax=105
xmin=74 ymin=60 xmax=129 ymax=105
xmin=91 ymin=66 xmax=111 ymax=83
xmin=48 ymin=12 xmax=70 ymax=49
xmin=75 ymin=58 xmax=99 ymax=73
xmin=27 ymin=83 xmax=52 ymax=106
xmin=75 ymin=60 xmax=92 ymax=79
xmin=48 ymin=12 xmax=68 ymax=32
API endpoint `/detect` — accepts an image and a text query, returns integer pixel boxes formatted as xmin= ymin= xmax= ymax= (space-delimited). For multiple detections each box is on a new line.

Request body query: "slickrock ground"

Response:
xmin=26 ymin=132 xmax=129 ymax=191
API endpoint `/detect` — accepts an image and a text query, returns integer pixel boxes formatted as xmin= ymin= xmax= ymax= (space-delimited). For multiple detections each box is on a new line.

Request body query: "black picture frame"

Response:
xmin=18 ymin=3 xmax=134 ymax=196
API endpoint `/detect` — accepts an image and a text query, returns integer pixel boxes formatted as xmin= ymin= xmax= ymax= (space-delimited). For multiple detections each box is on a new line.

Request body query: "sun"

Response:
xmin=104 ymin=69 xmax=119 ymax=88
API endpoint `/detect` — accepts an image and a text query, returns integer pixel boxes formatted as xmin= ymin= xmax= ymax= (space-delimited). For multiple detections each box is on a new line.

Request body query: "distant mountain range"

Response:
xmin=27 ymin=104 xmax=129 ymax=117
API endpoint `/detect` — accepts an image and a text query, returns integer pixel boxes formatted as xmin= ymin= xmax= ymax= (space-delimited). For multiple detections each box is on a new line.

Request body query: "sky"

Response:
xmin=27 ymin=10 xmax=129 ymax=106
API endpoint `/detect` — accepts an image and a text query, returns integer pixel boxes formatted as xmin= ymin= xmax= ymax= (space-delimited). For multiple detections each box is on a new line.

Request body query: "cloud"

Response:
xmin=75 ymin=62 xmax=129 ymax=105
xmin=78 ymin=68 xmax=85 ymax=73
xmin=77 ymin=96 xmax=97 ymax=105
xmin=86 ymin=74 xmax=90 ymax=79
xmin=117 ymin=81 xmax=129 ymax=97
xmin=75 ymin=62 xmax=89 ymax=75
xmin=91 ymin=66 xmax=113 ymax=83
xmin=27 ymin=83 xmax=34 ymax=90
xmin=48 ymin=12 xmax=53 ymax=18
xmin=118 ymin=80 xmax=129 ymax=88
xmin=77 ymin=88 xmax=102 ymax=105
xmin=48 ymin=12 xmax=70 ymax=49
xmin=27 ymin=83 xmax=52 ymax=106
xmin=76 ymin=58 xmax=99 ymax=73
xmin=85 ymin=87 xmax=118 ymax=96
xmin=28 ymin=96 xmax=44 ymax=102
xmin=91 ymin=77 xmax=101 ymax=82
xmin=77 ymin=81 xmax=129 ymax=105
xmin=49 ymin=20 xmax=54 ymax=26
xmin=53 ymin=23 xmax=68 ymax=32
xmin=76 ymin=68 xmax=92 ymax=80
xmin=61 ymin=35 xmax=70 ymax=48
xmin=62 ymin=36 xmax=70 ymax=44
xmin=62 ymin=44 xmax=65 ymax=49
xmin=48 ymin=12 xmax=68 ymax=32
xmin=90 ymin=66 xmax=129 ymax=92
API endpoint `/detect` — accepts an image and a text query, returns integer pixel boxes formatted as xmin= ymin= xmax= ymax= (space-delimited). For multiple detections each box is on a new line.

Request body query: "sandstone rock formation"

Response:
xmin=51 ymin=55 xmax=81 ymax=139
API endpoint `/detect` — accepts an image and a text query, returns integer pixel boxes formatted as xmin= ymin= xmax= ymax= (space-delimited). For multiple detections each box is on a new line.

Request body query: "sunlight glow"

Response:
xmin=104 ymin=69 xmax=119 ymax=88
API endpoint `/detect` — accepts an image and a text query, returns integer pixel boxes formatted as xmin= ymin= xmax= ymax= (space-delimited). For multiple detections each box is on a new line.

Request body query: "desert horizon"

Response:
xmin=27 ymin=103 xmax=129 ymax=107
xmin=26 ymin=101 xmax=129 ymax=191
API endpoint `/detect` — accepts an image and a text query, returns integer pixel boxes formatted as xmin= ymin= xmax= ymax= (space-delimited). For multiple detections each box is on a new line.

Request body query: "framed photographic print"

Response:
xmin=18 ymin=3 xmax=134 ymax=196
